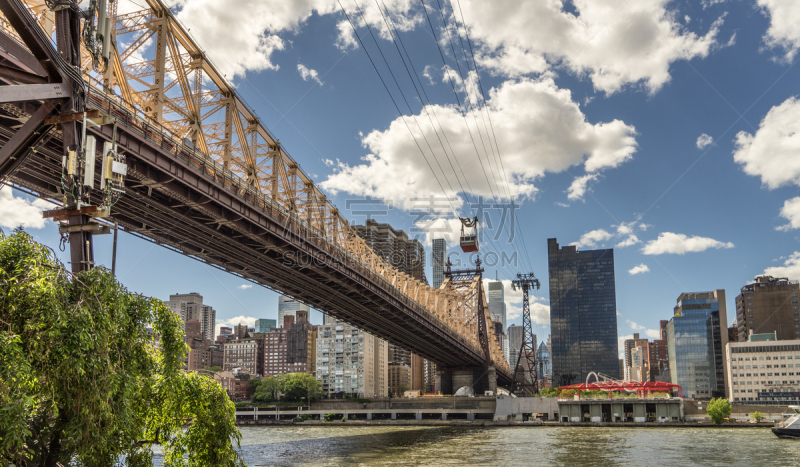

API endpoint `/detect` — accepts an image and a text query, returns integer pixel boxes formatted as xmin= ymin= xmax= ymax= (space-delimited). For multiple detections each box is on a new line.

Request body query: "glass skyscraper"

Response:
xmin=537 ymin=341 xmax=552 ymax=380
xmin=432 ymin=238 xmax=446 ymax=289
xmin=548 ymin=238 xmax=619 ymax=386
xmin=487 ymin=281 xmax=507 ymax=330
xmin=278 ymin=295 xmax=310 ymax=327
xmin=667 ymin=290 xmax=728 ymax=399
xmin=254 ymin=318 xmax=276 ymax=334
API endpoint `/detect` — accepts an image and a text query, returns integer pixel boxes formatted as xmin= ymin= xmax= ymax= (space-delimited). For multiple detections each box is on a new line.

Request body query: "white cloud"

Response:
xmin=483 ymin=279 xmax=549 ymax=325
xmin=573 ymin=221 xmax=646 ymax=249
xmin=616 ymin=234 xmax=640 ymax=248
xmin=215 ymin=315 xmax=258 ymax=337
xmin=758 ymin=0 xmax=800 ymax=61
xmin=702 ymin=0 xmax=727 ymax=9
xmin=323 ymin=158 xmax=335 ymax=166
xmin=626 ymin=320 xmax=645 ymax=331
xmin=297 ymin=63 xmax=324 ymax=86
xmin=618 ymin=334 xmax=633 ymax=357
xmin=320 ymin=77 xmax=636 ymax=209
xmin=628 ymin=263 xmax=650 ymax=275
xmin=641 ymin=232 xmax=734 ymax=255
xmin=733 ymin=97 xmax=800 ymax=190
xmin=765 ymin=252 xmax=800 ymax=280
xmin=459 ymin=0 xmax=725 ymax=94
xmin=571 ymin=229 xmax=613 ymax=249
xmin=0 ymin=187 xmax=52 ymax=230
xmin=335 ymin=20 xmax=358 ymax=50
xmin=413 ymin=217 xmax=463 ymax=247
xmin=531 ymin=302 xmax=550 ymax=325
xmin=777 ymin=197 xmax=800 ymax=231
xmin=645 ymin=329 xmax=661 ymax=339
xmin=696 ymin=133 xmax=714 ymax=149
xmin=567 ymin=174 xmax=598 ymax=201
xmin=237 ymin=284 xmax=253 ymax=290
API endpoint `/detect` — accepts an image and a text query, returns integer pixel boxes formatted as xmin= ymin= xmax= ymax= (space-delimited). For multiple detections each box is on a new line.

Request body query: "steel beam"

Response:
xmin=0 ymin=83 xmax=69 ymax=103
xmin=0 ymin=100 xmax=54 ymax=179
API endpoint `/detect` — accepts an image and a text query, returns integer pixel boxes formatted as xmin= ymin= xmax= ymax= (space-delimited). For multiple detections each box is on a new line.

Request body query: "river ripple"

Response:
xmin=218 ymin=425 xmax=800 ymax=466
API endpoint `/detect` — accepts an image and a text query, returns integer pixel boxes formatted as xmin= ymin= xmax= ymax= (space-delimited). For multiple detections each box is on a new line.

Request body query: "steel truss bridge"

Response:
xmin=0 ymin=0 xmax=511 ymax=389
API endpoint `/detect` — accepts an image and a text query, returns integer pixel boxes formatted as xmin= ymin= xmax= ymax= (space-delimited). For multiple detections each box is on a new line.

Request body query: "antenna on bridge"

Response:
xmin=510 ymin=272 xmax=541 ymax=396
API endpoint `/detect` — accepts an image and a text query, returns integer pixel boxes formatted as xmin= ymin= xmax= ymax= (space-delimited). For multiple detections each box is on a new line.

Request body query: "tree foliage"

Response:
xmin=0 ymin=231 xmax=245 ymax=466
xmin=751 ymin=411 xmax=765 ymax=422
xmin=538 ymin=388 xmax=559 ymax=397
xmin=252 ymin=373 xmax=322 ymax=403
xmin=706 ymin=397 xmax=732 ymax=424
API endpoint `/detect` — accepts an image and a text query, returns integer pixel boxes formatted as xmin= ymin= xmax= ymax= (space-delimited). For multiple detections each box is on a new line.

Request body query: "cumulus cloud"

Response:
xmin=567 ymin=174 xmax=599 ymax=201
xmin=758 ymin=0 xmax=800 ymax=61
xmin=320 ymin=77 xmax=636 ymax=209
xmin=572 ymin=221 xmax=645 ymax=249
xmin=733 ymin=97 xmax=800 ymax=190
xmin=238 ymin=284 xmax=253 ymax=290
xmin=777 ymin=197 xmax=800 ymax=231
xmin=571 ymin=229 xmax=613 ymax=249
xmin=297 ymin=63 xmax=324 ymax=86
xmin=628 ymin=264 xmax=650 ymax=275
xmin=696 ymin=133 xmax=714 ymax=149
xmin=764 ymin=252 xmax=800 ymax=280
xmin=641 ymin=232 xmax=734 ymax=255
xmin=459 ymin=0 xmax=725 ymax=94
xmin=618 ymin=334 xmax=633 ymax=357
xmin=0 ymin=187 xmax=52 ymax=230
xmin=215 ymin=315 xmax=258 ymax=337
xmin=626 ymin=319 xmax=646 ymax=331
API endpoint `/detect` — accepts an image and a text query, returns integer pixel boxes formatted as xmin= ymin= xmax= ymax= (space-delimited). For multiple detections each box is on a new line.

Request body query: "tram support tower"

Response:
xmin=511 ymin=273 xmax=541 ymax=396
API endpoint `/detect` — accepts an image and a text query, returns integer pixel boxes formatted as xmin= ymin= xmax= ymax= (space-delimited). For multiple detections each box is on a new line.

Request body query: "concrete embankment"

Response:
xmin=235 ymin=419 xmax=776 ymax=428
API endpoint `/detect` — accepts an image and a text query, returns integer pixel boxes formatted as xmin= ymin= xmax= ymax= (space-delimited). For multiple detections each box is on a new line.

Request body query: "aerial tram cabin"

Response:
xmin=459 ymin=217 xmax=479 ymax=252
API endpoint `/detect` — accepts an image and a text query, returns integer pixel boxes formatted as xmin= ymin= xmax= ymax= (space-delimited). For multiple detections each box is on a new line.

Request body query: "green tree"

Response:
xmin=281 ymin=373 xmax=323 ymax=402
xmin=204 ymin=366 xmax=223 ymax=372
xmin=0 ymin=231 xmax=245 ymax=466
xmin=706 ymin=397 xmax=732 ymax=424
xmin=751 ymin=411 xmax=765 ymax=422
xmin=253 ymin=376 xmax=281 ymax=402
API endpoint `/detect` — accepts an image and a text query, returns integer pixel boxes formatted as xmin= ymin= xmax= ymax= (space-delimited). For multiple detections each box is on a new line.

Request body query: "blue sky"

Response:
xmin=4 ymin=0 xmax=800 ymax=356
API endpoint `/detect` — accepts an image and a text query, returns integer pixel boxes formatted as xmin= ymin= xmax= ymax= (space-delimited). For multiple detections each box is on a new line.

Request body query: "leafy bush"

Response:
xmin=324 ymin=413 xmax=336 ymax=422
xmin=706 ymin=398 xmax=732 ymax=424
xmin=751 ymin=411 xmax=765 ymax=422
xmin=0 ymin=231 xmax=245 ymax=466
xmin=341 ymin=416 xmax=347 ymax=422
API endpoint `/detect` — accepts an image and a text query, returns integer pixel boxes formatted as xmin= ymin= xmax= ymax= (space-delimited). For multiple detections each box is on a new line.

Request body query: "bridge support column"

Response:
xmin=487 ymin=366 xmax=497 ymax=394
xmin=367 ymin=413 xmax=372 ymax=420
xmin=467 ymin=412 xmax=475 ymax=421
xmin=441 ymin=412 xmax=447 ymax=421
xmin=452 ymin=370 xmax=474 ymax=393
xmin=320 ymin=414 xmax=324 ymax=421
xmin=416 ymin=412 xmax=422 ymax=421
xmin=391 ymin=412 xmax=396 ymax=420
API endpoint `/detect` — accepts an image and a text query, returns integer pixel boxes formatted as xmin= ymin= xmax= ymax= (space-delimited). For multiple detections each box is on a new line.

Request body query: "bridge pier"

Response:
xmin=438 ymin=366 xmax=500 ymax=395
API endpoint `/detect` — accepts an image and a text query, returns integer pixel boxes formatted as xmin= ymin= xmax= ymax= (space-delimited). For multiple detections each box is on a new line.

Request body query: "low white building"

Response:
xmin=726 ymin=337 xmax=800 ymax=406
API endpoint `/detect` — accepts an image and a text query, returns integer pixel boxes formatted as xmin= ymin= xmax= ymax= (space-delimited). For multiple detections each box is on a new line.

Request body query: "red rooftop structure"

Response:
xmin=558 ymin=380 xmax=684 ymax=400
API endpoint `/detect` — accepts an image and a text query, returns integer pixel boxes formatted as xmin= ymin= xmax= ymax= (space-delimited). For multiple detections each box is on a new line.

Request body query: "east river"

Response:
xmin=177 ymin=426 xmax=800 ymax=466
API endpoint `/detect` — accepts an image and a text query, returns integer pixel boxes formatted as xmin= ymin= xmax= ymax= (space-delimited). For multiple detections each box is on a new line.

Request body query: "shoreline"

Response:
xmin=235 ymin=420 xmax=776 ymax=428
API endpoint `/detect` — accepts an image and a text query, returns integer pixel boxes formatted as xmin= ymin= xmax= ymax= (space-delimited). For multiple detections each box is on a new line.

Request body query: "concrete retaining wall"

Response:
xmin=494 ymin=396 xmax=559 ymax=421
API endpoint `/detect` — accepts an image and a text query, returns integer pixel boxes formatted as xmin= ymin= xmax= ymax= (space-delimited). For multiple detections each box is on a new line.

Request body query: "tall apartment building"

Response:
xmin=624 ymin=334 xmax=649 ymax=380
xmin=223 ymin=334 xmax=265 ymax=377
xmin=184 ymin=319 xmax=223 ymax=371
xmin=726 ymin=336 xmax=800 ymax=405
xmin=630 ymin=344 xmax=648 ymax=382
xmin=278 ymin=295 xmax=310 ymax=326
xmin=166 ymin=293 xmax=216 ymax=341
xmin=315 ymin=315 xmax=388 ymax=398
xmin=255 ymin=318 xmax=277 ymax=334
xmin=736 ymin=275 xmax=800 ymax=341
xmin=263 ymin=313 xmax=317 ymax=377
xmin=432 ymin=238 xmax=446 ymax=289
xmin=667 ymin=289 xmax=728 ymax=399
xmin=648 ymin=339 xmax=669 ymax=382
xmin=548 ymin=238 xmax=619 ymax=386
xmin=354 ymin=218 xmax=426 ymax=391
xmin=508 ymin=324 xmax=525 ymax=369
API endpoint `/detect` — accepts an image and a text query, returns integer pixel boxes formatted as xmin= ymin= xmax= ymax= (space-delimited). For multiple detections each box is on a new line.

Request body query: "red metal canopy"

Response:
xmin=558 ymin=380 xmax=683 ymax=398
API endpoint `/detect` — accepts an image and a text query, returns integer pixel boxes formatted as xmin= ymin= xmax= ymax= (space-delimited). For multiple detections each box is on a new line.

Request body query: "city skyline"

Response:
xmin=5 ymin=0 xmax=800 ymax=363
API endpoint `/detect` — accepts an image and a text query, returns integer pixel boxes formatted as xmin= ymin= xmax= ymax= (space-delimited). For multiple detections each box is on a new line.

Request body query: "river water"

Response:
xmin=221 ymin=426 xmax=800 ymax=466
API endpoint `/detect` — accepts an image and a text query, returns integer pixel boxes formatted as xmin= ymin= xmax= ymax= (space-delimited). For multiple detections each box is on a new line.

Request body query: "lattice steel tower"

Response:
xmin=511 ymin=273 xmax=540 ymax=395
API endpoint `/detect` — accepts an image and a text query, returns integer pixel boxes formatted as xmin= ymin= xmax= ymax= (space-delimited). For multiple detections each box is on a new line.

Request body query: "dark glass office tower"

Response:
xmin=548 ymin=238 xmax=620 ymax=386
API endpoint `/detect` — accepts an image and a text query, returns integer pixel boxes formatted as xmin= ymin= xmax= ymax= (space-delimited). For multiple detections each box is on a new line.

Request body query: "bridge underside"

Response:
xmin=0 ymin=100 xmax=512 ymax=387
